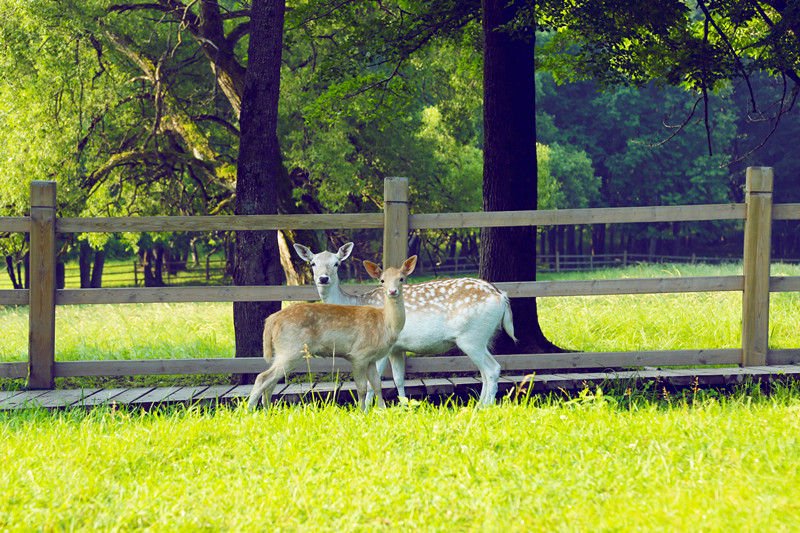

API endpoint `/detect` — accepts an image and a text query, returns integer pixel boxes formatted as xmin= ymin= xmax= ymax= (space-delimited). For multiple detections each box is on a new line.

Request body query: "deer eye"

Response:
xmin=334 ymin=262 xmax=339 ymax=267
xmin=310 ymin=262 xmax=316 ymax=267
xmin=380 ymin=279 xmax=385 ymax=284
xmin=400 ymin=277 xmax=405 ymax=282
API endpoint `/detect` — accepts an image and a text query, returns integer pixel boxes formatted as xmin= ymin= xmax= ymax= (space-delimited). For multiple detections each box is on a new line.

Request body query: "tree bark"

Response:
xmin=5 ymin=256 xmax=21 ymax=289
xmin=90 ymin=250 xmax=105 ymax=288
xmin=479 ymin=0 xmax=559 ymax=354
xmin=79 ymin=241 xmax=91 ymax=288
xmin=197 ymin=1 xmax=246 ymax=116
xmin=233 ymin=0 xmax=286 ymax=383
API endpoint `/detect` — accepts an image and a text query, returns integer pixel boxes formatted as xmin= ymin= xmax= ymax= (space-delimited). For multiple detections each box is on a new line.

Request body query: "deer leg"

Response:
xmin=365 ymin=356 xmax=389 ymax=405
xmin=247 ymin=366 xmax=281 ymax=410
xmin=387 ymin=347 xmax=407 ymax=399
xmin=366 ymin=361 xmax=386 ymax=409
xmin=351 ymin=361 xmax=371 ymax=412
xmin=457 ymin=339 xmax=501 ymax=405
xmin=247 ymin=350 xmax=298 ymax=410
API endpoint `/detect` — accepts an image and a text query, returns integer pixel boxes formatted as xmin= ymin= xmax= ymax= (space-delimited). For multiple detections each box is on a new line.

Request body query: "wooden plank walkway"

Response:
xmin=2 ymin=365 xmax=800 ymax=411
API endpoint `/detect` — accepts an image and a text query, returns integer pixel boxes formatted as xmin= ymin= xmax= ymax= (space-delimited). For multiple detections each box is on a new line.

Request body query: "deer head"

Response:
xmin=363 ymin=255 xmax=418 ymax=299
xmin=294 ymin=242 xmax=353 ymax=288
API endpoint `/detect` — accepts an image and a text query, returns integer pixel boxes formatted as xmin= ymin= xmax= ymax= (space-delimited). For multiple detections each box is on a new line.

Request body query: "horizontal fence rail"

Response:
xmin=0 ymin=217 xmax=30 ymax=232
xmin=56 ymin=212 xmax=385 ymax=233
xmin=5 ymin=204 xmax=800 ymax=237
xmin=1 ymin=168 xmax=800 ymax=388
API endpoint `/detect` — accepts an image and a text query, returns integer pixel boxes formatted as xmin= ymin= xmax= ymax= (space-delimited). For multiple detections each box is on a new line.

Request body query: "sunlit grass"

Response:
xmin=2 ymin=263 xmax=800 ymax=530
xmin=1 ymin=262 xmax=799 ymax=366
xmin=0 ymin=303 xmax=233 ymax=364
xmin=1 ymin=388 xmax=800 ymax=530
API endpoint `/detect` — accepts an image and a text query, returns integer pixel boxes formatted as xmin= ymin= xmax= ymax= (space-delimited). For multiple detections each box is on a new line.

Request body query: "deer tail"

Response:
xmin=501 ymin=292 xmax=517 ymax=343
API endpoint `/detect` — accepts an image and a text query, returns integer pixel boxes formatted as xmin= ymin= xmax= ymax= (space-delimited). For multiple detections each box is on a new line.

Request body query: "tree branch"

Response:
xmin=109 ymin=3 xmax=169 ymax=14
xmin=192 ymin=113 xmax=240 ymax=136
xmin=696 ymin=0 xmax=759 ymax=113
xmin=226 ymin=21 xmax=250 ymax=47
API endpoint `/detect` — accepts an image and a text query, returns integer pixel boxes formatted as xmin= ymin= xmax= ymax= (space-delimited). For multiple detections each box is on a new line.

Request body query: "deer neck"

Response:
xmin=318 ymin=281 xmax=358 ymax=306
xmin=382 ymin=292 xmax=406 ymax=338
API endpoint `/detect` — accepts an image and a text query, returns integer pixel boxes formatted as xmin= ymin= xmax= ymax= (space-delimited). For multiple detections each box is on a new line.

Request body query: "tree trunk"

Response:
xmin=23 ymin=251 xmax=29 ymax=289
xmin=79 ymin=241 xmax=92 ymax=288
xmin=479 ymin=0 xmax=559 ymax=354
xmin=592 ymin=224 xmax=606 ymax=255
xmin=56 ymin=262 xmax=65 ymax=290
xmin=5 ymin=256 xmax=20 ymax=289
xmin=233 ymin=0 xmax=286 ymax=384
xmin=154 ymin=246 xmax=165 ymax=286
xmin=90 ymin=250 xmax=105 ymax=288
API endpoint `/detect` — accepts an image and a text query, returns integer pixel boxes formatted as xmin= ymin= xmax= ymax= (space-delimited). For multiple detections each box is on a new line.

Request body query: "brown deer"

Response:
xmin=247 ymin=255 xmax=418 ymax=411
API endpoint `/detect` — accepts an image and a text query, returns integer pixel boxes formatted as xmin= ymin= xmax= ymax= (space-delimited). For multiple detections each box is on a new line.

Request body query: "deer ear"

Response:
xmin=363 ymin=260 xmax=382 ymax=279
xmin=402 ymin=255 xmax=418 ymax=276
xmin=293 ymin=243 xmax=314 ymax=262
xmin=338 ymin=242 xmax=354 ymax=261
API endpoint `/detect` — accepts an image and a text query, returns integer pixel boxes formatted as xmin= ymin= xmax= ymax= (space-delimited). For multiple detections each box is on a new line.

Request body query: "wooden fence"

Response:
xmin=2 ymin=167 xmax=800 ymax=389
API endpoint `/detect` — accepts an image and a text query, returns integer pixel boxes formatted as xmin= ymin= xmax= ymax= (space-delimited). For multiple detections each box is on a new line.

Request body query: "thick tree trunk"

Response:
xmin=479 ymin=0 xmax=559 ymax=354
xmin=233 ymin=0 xmax=286 ymax=384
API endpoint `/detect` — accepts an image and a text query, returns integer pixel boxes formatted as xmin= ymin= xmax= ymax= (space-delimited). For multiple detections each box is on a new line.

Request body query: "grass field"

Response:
xmin=3 ymin=262 xmax=800 ymax=530
xmin=2 ymin=262 xmax=800 ymax=365
xmin=2 ymin=387 xmax=800 ymax=530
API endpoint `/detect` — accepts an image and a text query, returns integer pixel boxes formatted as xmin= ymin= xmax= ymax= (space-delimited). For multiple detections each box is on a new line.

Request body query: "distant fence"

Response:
xmin=427 ymin=253 xmax=753 ymax=276
xmin=42 ymin=252 xmax=800 ymax=288
xmin=1 ymin=167 xmax=800 ymax=389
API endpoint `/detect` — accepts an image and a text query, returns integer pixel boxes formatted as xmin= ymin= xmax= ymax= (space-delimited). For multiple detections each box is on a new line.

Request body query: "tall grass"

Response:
xmin=2 ymin=387 xmax=800 ymax=530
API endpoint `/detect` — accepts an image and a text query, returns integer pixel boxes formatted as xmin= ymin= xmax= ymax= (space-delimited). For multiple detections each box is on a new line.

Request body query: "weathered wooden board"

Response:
xmin=192 ymin=385 xmax=239 ymax=402
xmin=449 ymin=377 xmax=482 ymax=397
xmin=5 ymin=365 xmax=800 ymax=411
xmin=30 ymin=388 xmax=101 ymax=409
xmin=0 ymin=390 xmax=50 ymax=410
xmin=0 ymin=362 xmax=27 ymax=379
xmin=0 ymin=291 xmax=28 ymax=306
xmin=422 ymin=378 xmax=454 ymax=397
xmin=106 ymin=387 xmax=157 ymax=405
xmin=127 ymin=386 xmax=183 ymax=407
xmin=57 ymin=213 xmax=384 ymax=233
xmin=75 ymin=388 xmax=130 ymax=407
xmin=280 ymin=382 xmax=316 ymax=404
xmin=167 ymin=386 xmax=210 ymax=403
xmin=410 ymin=204 xmax=746 ymax=229
xmin=0 ymin=216 xmax=30 ymax=233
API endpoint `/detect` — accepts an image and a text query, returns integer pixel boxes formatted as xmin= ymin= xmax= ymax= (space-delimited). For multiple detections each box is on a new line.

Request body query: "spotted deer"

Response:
xmin=247 ymin=255 xmax=418 ymax=412
xmin=294 ymin=242 xmax=516 ymax=405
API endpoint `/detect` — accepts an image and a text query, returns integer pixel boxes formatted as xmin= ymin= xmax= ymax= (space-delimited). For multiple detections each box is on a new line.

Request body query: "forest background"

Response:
xmin=2 ymin=0 xmax=799 ymax=361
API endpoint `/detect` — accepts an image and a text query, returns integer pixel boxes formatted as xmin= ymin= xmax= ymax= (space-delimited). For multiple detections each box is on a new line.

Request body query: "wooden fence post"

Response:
xmin=741 ymin=167 xmax=773 ymax=367
xmin=383 ymin=177 xmax=409 ymax=268
xmin=28 ymin=181 xmax=57 ymax=389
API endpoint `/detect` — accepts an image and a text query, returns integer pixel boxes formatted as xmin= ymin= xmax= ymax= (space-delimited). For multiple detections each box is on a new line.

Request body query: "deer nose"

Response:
xmin=387 ymin=288 xmax=399 ymax=297
xmin=318 ymin=276 xmax=329 ymax=285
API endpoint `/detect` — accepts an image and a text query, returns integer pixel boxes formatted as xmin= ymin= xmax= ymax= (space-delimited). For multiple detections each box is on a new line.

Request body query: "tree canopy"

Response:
xmin=2 ymin=0 xmax=800 ymax=275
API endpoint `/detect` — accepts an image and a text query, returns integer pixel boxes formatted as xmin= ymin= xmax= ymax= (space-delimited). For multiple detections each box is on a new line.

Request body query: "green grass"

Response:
xmin=2 ymin=387 xmax=800 ymax=530
xmin=4 ymin=262 xmax=800 ymax=366
xmin=3 ymin=263 xmax=800 ymax=530
xmin=0 ymin=303 xmax=233 ymax=364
